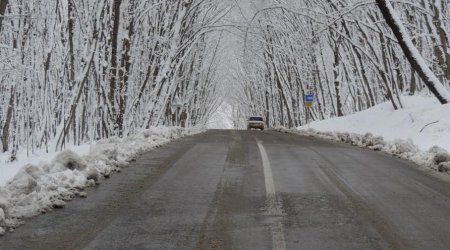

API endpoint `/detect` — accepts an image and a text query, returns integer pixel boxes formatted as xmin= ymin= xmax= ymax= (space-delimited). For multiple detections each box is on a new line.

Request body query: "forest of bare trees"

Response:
xmin=0 ymin=0 xmax=229 ymax=156
xmin=1 ymin=0 xmax=450 ymax=156
xmin=234 ymin=0 xmax=450 ymax=128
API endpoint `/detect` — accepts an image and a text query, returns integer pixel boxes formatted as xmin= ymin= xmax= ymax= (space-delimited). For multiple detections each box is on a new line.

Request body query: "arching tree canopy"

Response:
xmin=0 ymin=0 xmax=449 ymax=154
xmin=0 ymin=0 xmax=230 ymax=153
xmin=229 ymin=0 xmax=450 ymax=128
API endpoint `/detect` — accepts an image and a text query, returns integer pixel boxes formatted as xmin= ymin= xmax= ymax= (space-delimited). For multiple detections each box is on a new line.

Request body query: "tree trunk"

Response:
xmin=118 ymin=0 xmax=135 ymax=135
xmin=68 ymin=0 xmax=75 ymax=89
xmin=2 ymin=88 xmax=14 ymax=152
xmin=432 ymin=0 xmax=450 ymax=81
xmin=0 ymin=0 xmax=8 ymax=31
xmin=109 ymin=0 xmax=122 ymax=134
xmin=333 ymin=41 xmax=344 ymax=117
xmin=376 ymin=0 xmax=450 ymax=104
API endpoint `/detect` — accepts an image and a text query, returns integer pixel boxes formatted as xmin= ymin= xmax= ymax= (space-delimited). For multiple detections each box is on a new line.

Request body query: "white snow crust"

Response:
xmin=0 ymin=127 xmax=204 ymax=235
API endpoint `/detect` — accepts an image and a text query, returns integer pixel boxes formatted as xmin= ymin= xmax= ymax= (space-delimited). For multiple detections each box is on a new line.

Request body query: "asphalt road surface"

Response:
xmin=2 ymin=130 xmax=450 ymax=250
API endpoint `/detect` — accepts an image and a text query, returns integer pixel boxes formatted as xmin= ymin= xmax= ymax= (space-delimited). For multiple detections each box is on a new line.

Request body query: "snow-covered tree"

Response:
xmin=232 ymin=0 xmax=450 ymax=128
xmin=0 ymin=0 xmax=230 ymax=155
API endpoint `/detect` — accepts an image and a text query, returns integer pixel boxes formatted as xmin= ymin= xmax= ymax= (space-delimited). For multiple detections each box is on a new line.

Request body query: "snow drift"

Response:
xmin=0 ymin=127 xmax=203 ymax=235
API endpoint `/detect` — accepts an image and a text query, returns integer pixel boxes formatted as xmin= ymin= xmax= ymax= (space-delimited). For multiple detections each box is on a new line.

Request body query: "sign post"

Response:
xmin=171 ymin=97 xmax=183 ymax=126
xmin=304 ymin=94 xmax=314 ymax=128
xmin=304 ymin=94 xmax=314 ymax=107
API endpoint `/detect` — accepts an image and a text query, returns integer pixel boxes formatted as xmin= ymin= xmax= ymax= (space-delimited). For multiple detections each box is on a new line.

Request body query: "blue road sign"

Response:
xmin=305 ymin=94 xmax=314 ymax=102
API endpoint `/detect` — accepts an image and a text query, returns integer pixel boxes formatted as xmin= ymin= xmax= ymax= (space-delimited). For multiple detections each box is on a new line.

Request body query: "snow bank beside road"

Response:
xmin=277 ymin=128 xmax=450 ymax=173
xmin=279 ymin=96 xmax=450 ymax=174
xmin=0 ymin=145 xmax=91 ymax=187
xmin=304 ymin=96 xmax=450 ymax=151
xmin=0 ymin=127 xmax=203 ymax=235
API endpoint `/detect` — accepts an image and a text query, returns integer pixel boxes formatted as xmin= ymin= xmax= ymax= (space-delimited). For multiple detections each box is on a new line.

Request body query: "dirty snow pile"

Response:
xmin=0 ymin=127 xmax=203 ymax=235
xmin=278 ymin=96 xmax=450 ymax=173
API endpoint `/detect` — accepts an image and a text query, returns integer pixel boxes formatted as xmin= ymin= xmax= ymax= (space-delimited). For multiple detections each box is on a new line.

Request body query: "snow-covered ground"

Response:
xmin=304 ymin=96 xmax=450 ymax=151
xmin=0 ymin=127 xmax=204 ymax=235
xmin=280 ymin=96 xmax=450 ymax=174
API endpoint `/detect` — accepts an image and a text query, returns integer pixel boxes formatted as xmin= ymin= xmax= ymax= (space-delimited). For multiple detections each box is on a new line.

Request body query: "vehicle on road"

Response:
xmin=247 ymin=116 xmax=265 ymax=130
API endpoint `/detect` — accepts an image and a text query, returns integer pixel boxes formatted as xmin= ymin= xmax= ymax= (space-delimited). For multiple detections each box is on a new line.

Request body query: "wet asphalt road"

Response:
xmin=2 ymin=130 xmax=450 ymax=250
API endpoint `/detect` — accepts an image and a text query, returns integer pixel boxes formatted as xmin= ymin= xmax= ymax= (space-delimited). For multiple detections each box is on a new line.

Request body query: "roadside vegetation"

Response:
xmin=234 ymin=0 xmax=450 ymax=128
xmin=0 ymin=0 xmax=229 ymax=158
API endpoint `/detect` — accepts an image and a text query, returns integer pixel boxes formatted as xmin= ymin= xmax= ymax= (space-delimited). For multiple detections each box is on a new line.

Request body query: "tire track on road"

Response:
xmin=307 ymin=147 xmax=409 ymax=250
xmin=197 ymin=131 xmax=248 ymax=250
